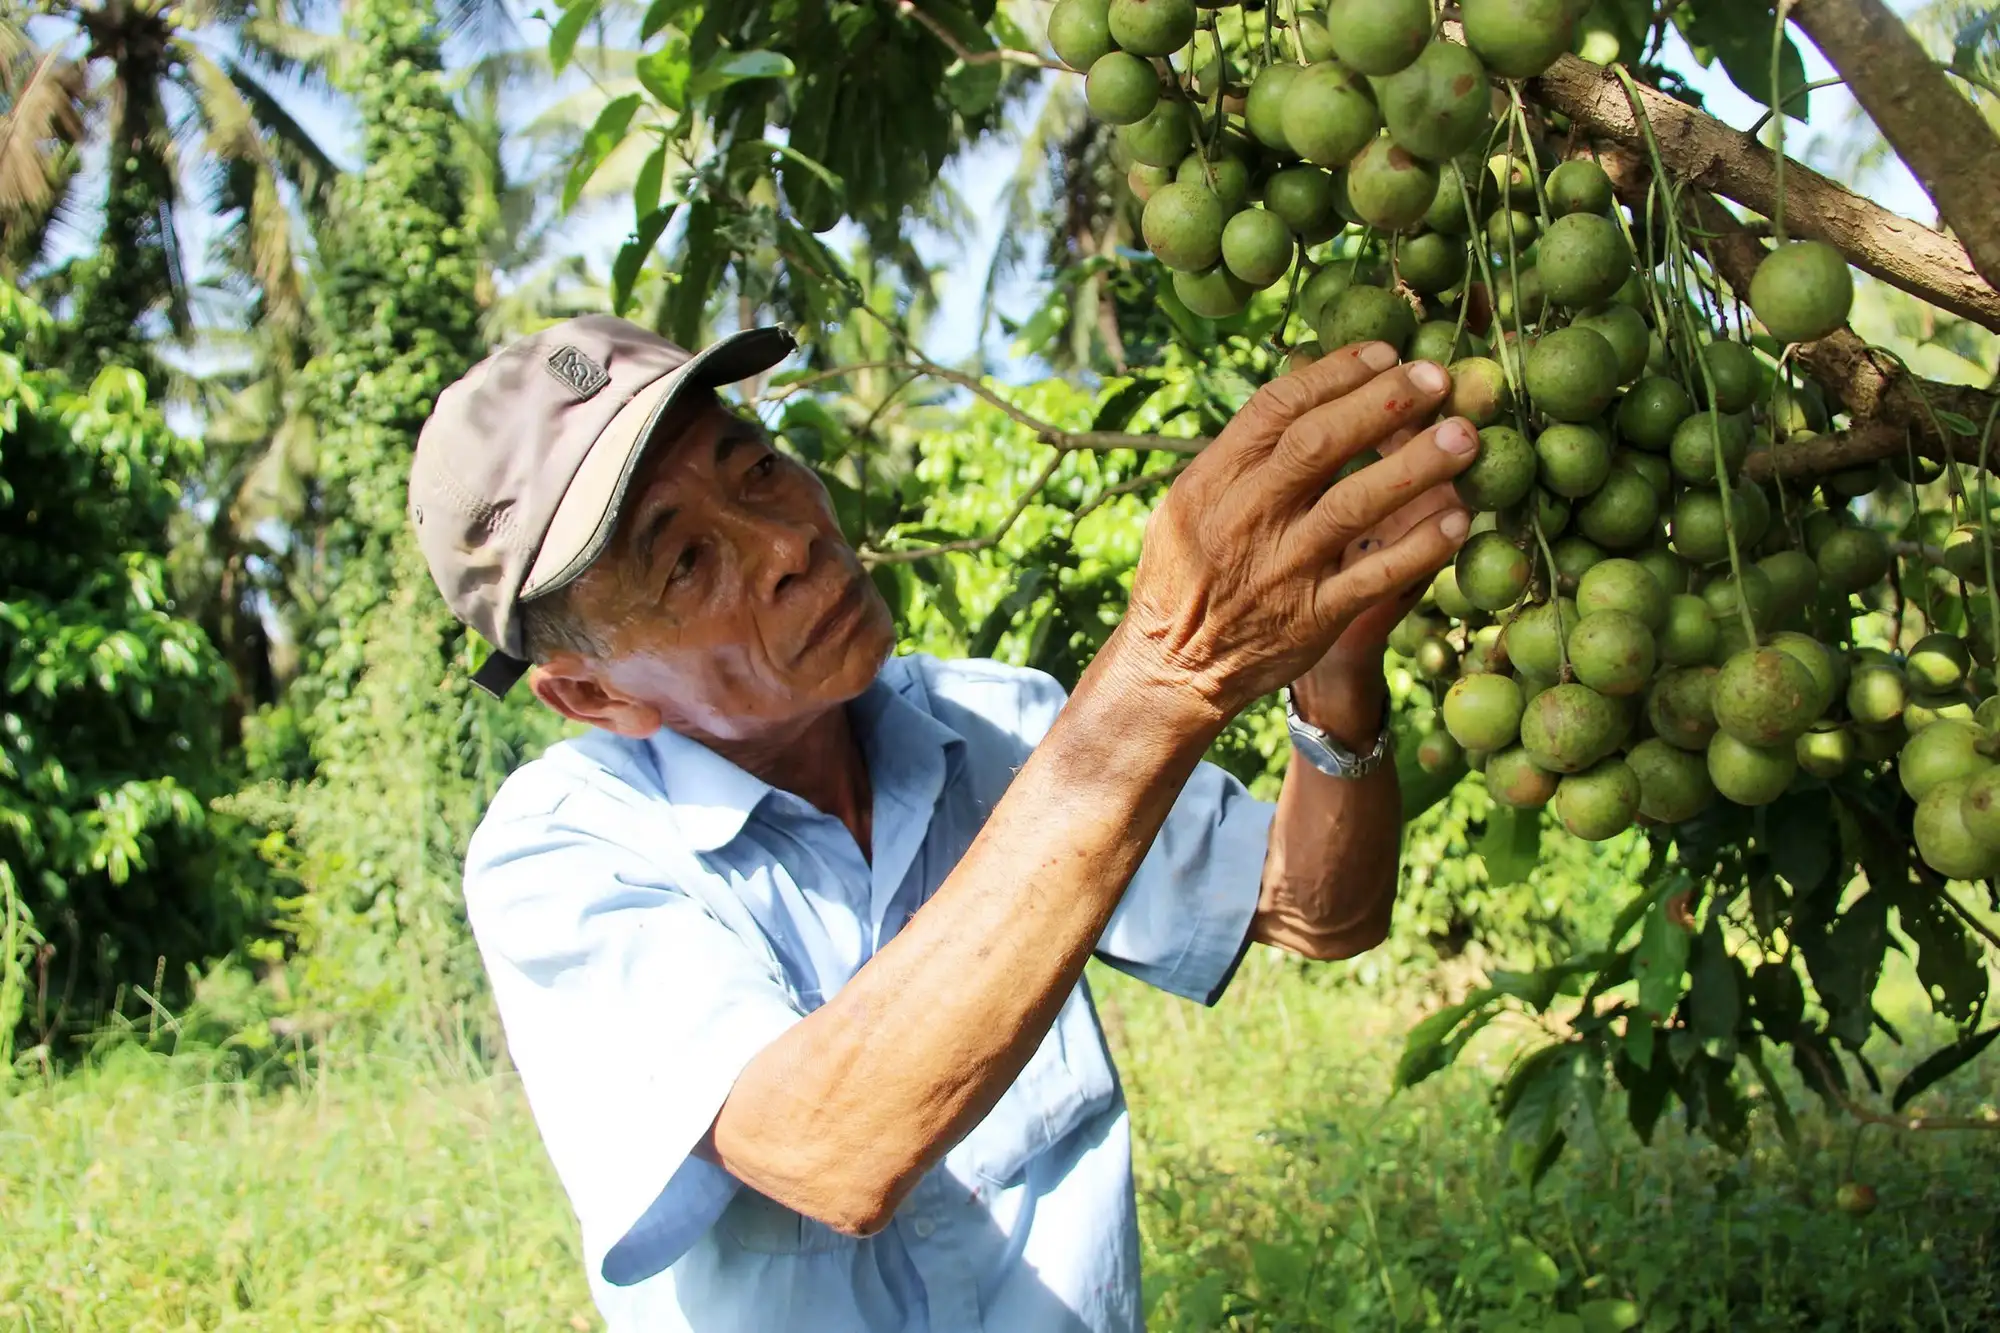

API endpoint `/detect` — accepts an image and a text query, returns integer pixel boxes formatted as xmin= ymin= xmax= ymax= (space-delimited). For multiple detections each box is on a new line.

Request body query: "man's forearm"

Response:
xmin=706 ymin=630 xmax=1223 ymax=1234
xmin=1252 ymin=658 xmax=1404 ymax=959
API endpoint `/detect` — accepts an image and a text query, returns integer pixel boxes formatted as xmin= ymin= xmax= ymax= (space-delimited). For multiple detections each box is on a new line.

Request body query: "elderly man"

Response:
xmin=409 ymin=315 xmax=1475 ymax=1332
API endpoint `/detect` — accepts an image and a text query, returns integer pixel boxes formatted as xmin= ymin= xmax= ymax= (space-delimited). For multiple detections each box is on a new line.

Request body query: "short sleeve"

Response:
xmin=463 ymin=782 xmax=804 ymax=1288
xmin=978 ymin=661 xmax=1274 ymax=1007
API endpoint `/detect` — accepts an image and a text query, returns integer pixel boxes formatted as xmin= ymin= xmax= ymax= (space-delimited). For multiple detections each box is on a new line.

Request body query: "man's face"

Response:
xmin=535 ymin=400 xmax=896 ymax=743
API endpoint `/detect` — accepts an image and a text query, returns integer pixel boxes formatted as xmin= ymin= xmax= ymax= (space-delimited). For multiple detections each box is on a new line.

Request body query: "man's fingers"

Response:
xmin=1271 ymin=358 xmax=1453 ymax=489
xmin=1316 ymin=508 xmax=1471 ymax=629
xmin=1298 ymin=416 xmax=1480 ymax=557
xmin=1227 ymin=342 xmax=1403 ymax=450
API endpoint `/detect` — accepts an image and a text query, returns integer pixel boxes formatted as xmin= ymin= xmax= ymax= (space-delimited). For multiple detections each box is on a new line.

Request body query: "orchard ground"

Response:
xmin=5 ymin=947 xmax=1995 ymax=1332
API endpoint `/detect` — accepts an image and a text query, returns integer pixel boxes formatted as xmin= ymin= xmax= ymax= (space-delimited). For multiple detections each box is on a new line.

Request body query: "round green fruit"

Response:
xmin=1399 ymin=232 xmax=1468 ymax=294
xmin=1619 ymin=449 xmax=1672 ymax=505
xmin=1455 ymin=425 xmax=1537 ymax=510
xmin=1577 ymin=557 xmax=1667 ymax=630
xmin=1556 ymin=758 xmax=1641 ymax=840
xmin=1417 ymin=729 xmax=1464 ymax=774
xmin=1757 ymin=550 xmax=1820 ymax=622
xmin=1568 ymin=610 xmax=1657 ymax=697
xmin=1573 ymin=303 xmax=1650 ymax=386
xmin=1049 ymin=0 xmax=1115 ymax=71
xmin=1900 ymin=719 xmax=1988 ymax=802
xmin=1537 ymin=212 xmax=1631 ymax=308
xmin=1535 ymin=422 xmax=1612 ymax=499
xmin=1958 ymin=766 xmax=2000 ymax=851
xmin=1327 ymin=0 xmax=1432 ymax=75
xmin=1765 ymin=630 xmax=1839 ymax=714
xmin=1907 ymin=632 xmax=1972 ymax=693
xmin=1296 ymin=13 xmax=1338 ymax=61
xmin=1346 ymin=136 xmax=1439 ymax=233
xmin=1415 ymin=633 xmax=1460 ymax=679
xmin=1447 ymin=356 xmax=1513 ymax=427
xmin=1574 ymin=465 xmax=1661 ymax=551
xmin=1486 ymin=745 xmax=1560 ymax=808
xmin=1749 ymin=240 xmax=1854 ymax=346
xmin=1796 ymin=724 xmax=1856 ymax=779
xmin=1172 ymin=265 xmax=1253 ymax=318
xmin=1425 ymin=162 xmax=1475 ymax=234
xmin=1456 ymin=529 xmax=1533 ymax=611
xmin=1551 ymin=535 xmax=1606 ymax=594
xmin=1940 ymin=524 xmax=1992 ymax=584
xmin=1142 ymin=181 xmax=1225 ymax=271
xmin=1118 ymin=100 xmax=1196 ymax=167
xmin=1522 ymin=681 xmax=1625 ymax=773
xmin=1700 ymin=340 xmax=1762 ymax=415
xmin=1503 ymin=598 xmax=1575 ymax=679
xmin=1107 ymin=0 xmax=1196 ymax=58
xmin=1916 ymin=776 xmax=2000 ymax=880
xmin=1712 ymin=647 xmax=1822 ymax=745
xmin=1388 ymin=609 xmax=1443 ymax=657
xmin=1628 ymin=738 xmax=1716 ymax=822
xmin=1375 ymin=38 xmax=1494 ymax=160
xmin=1904 ymin=690 xmax=1977 ymax=734
xmin=1244 ymin=63 xmax=1302 ymax=152
xmin=1525 ymin=325 xmax=1622 ymax=423
xmin=1319 ymin=284 xmax=1417 ymax=355
xmin=1617 ymin=376 xmax=1693 ymax=453
xmin=1127 ymin=163 xmax=1171 ymax=201
xmin=1657 ymin=594 xmax=1718 ymax=666
xmin=1708 ymin=731 xmax=1798 ymax=806
xmin=1221 ymin=208 xmax=1294 ymax=286
xmin=1281 ymin=62 xmax=1382 ymax=168
xmin=1670 ymin=485 xmax=1763 ymax=566
xmin=1465 ymin=623 xmax=1512 ymax=675
xmin=1545 ymin=158 xmax=1613 ymax=216
xmin=1648 ymin=666 xmax=1719 ymax=750
xmin=1815 ymin=526 xmax=1891 ymax=595
xmin=1701 ymin=568 xmax=1776 ymax=633
xmin=1668 ymin=410 xmax=1750 ymax=485
xmin=1846 ymin=660 xmax=1906 ymax=726
xmin=1264 ymin=165 xmax=1341 ymax=235
xmin=1636 ymin=547 xmax=1690 ymax=596
xmin=1444 ymin=672 xmax=1526 ymax=751
xmin=1086 ymin=52 xmax=1161 ymax=124
xmin=1299 ymin=262 xmax=1361 ymax=330
xmin=1462 ymin=0 xmax=1576 ymax=78
xmin=1176 ymin=150 xmax=1252 ymax=211
xmin=1409 ymin=320 xmax=1469 ymax=365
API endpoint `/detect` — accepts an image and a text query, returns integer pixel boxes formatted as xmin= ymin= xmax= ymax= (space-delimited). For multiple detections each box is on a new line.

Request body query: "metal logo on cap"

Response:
xmin=545 ymin=345 xmax=610 ymax=399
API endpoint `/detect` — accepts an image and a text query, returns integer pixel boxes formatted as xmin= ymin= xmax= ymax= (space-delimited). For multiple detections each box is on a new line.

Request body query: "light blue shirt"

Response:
xmin=463 ymin=653 xmax=1275 ymax=1332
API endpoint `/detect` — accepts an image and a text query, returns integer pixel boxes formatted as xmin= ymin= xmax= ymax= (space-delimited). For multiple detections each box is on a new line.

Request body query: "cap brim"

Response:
xmin=519 ymin=325 xmax=796 ymax=601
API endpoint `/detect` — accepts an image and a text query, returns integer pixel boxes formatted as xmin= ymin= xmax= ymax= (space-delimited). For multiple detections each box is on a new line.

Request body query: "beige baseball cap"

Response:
xmin=409 ymin=315 xmax=797 ymax=696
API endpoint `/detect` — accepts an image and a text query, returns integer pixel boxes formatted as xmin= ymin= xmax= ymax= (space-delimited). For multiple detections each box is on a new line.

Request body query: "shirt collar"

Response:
xmin=644 ymin=657 xmax=965 ymax=855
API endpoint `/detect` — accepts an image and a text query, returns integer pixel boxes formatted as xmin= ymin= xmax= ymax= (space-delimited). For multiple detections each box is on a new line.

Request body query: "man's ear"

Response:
xmin=528 ymin=656 xmax=663 ymax=738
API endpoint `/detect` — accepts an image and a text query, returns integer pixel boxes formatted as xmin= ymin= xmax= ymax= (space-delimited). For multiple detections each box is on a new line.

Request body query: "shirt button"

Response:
xmin=912 ymin=1217 xmax=936 ymax=1239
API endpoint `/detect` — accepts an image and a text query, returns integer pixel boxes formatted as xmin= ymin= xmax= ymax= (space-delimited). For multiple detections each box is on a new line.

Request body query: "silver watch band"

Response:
xmin=1284 ymin=686 xmax=1393 ymax=779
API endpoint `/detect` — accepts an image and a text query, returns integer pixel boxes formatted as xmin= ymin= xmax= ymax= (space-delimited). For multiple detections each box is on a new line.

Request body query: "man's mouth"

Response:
xmin=800 ymin=575 xmax=864 ymax=657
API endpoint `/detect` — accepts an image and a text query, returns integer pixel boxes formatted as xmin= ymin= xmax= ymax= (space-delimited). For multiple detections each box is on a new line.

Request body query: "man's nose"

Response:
xmin=746 ymin=512 xmax=817 ymax=600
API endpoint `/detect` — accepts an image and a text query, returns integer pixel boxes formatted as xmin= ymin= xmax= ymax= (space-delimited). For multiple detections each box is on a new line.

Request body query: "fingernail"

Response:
xmin=1358 ymin=342 xmax=1399 ymax=371
xmin=1409 ymin=361 xmax=1450 ymax=394
xmin=1358 ymin=537 xmax=1380 ymax=552
xmin=1437 ymin=419 xmax=1478 ymax=455
xmin=1441 ymin=510 xmax=1470 ymax=540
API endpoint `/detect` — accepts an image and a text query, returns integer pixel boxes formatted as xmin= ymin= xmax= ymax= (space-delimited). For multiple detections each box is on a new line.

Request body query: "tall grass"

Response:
xmin=3 ymin=950 xmax=1995 ymax=1330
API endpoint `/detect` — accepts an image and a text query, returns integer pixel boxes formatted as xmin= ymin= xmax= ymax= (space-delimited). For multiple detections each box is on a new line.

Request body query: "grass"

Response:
xmin=2 ymin=952 xmax=1996 ymax=1331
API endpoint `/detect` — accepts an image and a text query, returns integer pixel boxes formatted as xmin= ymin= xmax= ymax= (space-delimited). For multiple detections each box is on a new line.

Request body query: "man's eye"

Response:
xmin=669 ymin=547 xmax=698 ymax=583
xmin=750 ymin=453 xmax=777 ymax=480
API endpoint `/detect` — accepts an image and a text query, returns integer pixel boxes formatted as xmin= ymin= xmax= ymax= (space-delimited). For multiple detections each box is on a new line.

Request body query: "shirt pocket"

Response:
xmin=955 ymin=979 xmax=1120 ymax=1189
xmin=717 ymin=1183 xmax=853 ymax=1255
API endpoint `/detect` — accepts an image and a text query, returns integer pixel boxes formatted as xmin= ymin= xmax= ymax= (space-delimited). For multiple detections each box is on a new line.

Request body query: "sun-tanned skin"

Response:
xmin=528 ymin=343 xmax=1478 ymax=1237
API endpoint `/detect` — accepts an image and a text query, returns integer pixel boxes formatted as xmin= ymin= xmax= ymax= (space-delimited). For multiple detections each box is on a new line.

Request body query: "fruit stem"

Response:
xmin=1979 ymin=400 xmax=2000 ymax=659
xmin=1284 ymin=0 xmax=1308 ymax=65
xmin=1528 ymin=512 xmax=1573 ymax=681
xmin=1505 ymin=83 xmax=1553 ymax=229
xmin=1769 ymin=0 xmax=1795 ymax=246
xmin=1276 ymin=237 xmax=1307 ymax=353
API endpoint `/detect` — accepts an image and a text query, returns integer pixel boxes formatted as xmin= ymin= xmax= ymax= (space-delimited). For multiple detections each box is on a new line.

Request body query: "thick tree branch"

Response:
xmin=893 ymin=0 xmax=1068 ymax=71
xmin=1507 ymin=33 xmax=2000 ymax=333
xmin=1789 ymin=0 xmax=2000 ymax=291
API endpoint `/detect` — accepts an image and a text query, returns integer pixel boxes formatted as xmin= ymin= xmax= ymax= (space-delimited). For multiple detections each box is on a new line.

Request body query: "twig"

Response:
xmin=893 ymin=0 xmax=1070 ymax=72
xmin=863 ymin=450 xmax=1066 ymax=566
xmin=1068 ymin=460 xmax=1189 ymax=528
xmin=1797 ymin=1041 xmax=2000 ymax=1133
xmin=1937 ymin=882 xmax=2000 ymax=954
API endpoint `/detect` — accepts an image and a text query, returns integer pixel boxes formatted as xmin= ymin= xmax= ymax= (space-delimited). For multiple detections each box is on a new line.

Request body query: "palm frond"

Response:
xmin=0 ymin=47 xmax=85 ymax=223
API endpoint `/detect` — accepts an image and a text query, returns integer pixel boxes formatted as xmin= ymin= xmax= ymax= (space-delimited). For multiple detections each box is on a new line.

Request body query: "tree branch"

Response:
xmin=1789 ymin=0 xmax=2000 ymax=291
xmin=893 ymin=0 xmax=1070 ymax=72
xmin=1502 ymin=30 xmax=2000 ymax=333
xmin=1797 ymin=1041 xmax=2000 ymax=1133
xmin=862 ymin=450 xmax=1066 ymax=566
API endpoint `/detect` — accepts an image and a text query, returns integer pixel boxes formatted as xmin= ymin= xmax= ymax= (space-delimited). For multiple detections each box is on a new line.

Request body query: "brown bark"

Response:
xmin=1790 ymin=0 xmax=2000 ymax=292
xmin=1504 ymin=32 xmax=2000 ymax=334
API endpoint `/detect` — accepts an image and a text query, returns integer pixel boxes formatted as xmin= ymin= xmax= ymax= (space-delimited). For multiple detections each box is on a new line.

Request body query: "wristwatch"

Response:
xmin=1284 ymin=686 xmax=1393 ymax=779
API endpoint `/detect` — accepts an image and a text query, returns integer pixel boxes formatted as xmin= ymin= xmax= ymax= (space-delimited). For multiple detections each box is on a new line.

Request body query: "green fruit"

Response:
xmin=1545 ymin=158 xmax=1613 ymax=216
xmin=1636 ymin=547 xmax=1690 ymax=596
xmin=1648 ymin=666 xmax=1719 ymax=750
xmin=1375 ymin=38 xmax=1494 ymax=160
xmin=1299 ymin=262 xmax=1361 ymax=329
xmin=1628 ymin=738 xmax=1716 ymax=822
xmin=1050 ymin=0 xmax=1115 ymax=71
xmin=1535 ymin=422 xmax=1612 ymax=499
xmin=1107 ymin=0 xmax=1196 ymax=57
xmin=1701 ymin=341 xmax=1761 ymax=415
xmin=1617 ymin=377 xmax=1693 ymax=453
xmin=1486 ymin=207 xmax=1541 ymax=256
xmin=1264 ymin=165 xmax=1341 ymax=235
xmin=1522 ymin=682 xmax=1624 ymax=773
xmin=1456 ymin=529 xmax=1533 ymax=611
xmin=1529 ymin=487 xmax=1572 ymax=539
xmin=1668 ymin=410 xmax=1750 ymax=484
xmin=1444 ymin=673 xmax=1526 ymax=750
xmin=1574 ymin=464 xmax=1660 ymax=551
xmin=1700 ymin=567 xmax=1776 ymax=632
xmin=1142 ymin=181 xmax=1225 ymax=271
xmin=1907 ymin=632 xmax=1972 ymax=692
xmin=1537 ymin=212 xmax=1631 ymax=308
xmin=1447 ymin=356 xmax=1513 ymax=427
xmin=1455 ymin=425 xmax=1537 ymax=510
xmin=1346 ymin=136 xmax=1439 ymax=233
xmin=1486 ymin=745 xmax=1561 ymax=808
xmin=1465 ymin=623 xmax=1512 ymax=674
xmin=1525 ymin=325 xmax=1621 ymax=422
xmin=1556 ymin=758 xmax=1641 ymax=840
xmin=1916 ymin=776 xmax=2000 ymax=880
xmin=1905 ymin=690 xmax=1977 ymax=733
xmin=1319 ymin=284 xmax=1417 ymax=354
xmin=1796 ymin=724 xmax=1856 ymax=779
xmin=1897 ymin=718 xmax=1988 ymax=802
xmin=1815 ymin=527 xmax=1891 ymax=595
xmin=1833 ymin=1182 xmax=1878 ymax=1218
xmin=1086 ymin=52 xmax=1160 ymax=124
xmin=1282 ymin=62 xmax=1382 ymax=167
xmin=1712 ymin=647 xmax=1822 ymax=745
xmin=1854 ymin=721 xmax=1906 ymax=764
xmin=1177 ymin=150 xmax=1253 ymax=211
xmin=1172 ymin=265 xmax=1253 ymax=317
xmin=1245 ymin=63 xmax=1302 ymax=152
xmin=1573 ymin=303 xmax=1650 ymax=385
xmin=1417 ymin=729 xmax=1464 ymax=774
xmin=1749 ymin=240 xmax=1855 ymax=346
xmin=1735 ymin=481 xmax=1773 ymax=550
xmin=1431 ymin=566 xmax=1477 ymax=619
xmin=1127 ymin=163 xmax=1171 ymax=201
xmin=1388 ymin=609 xmax=1443 ymax=657
xmin=1551 ymin=535 xmax=1605 ymax=594
xmin=1958 ymin=766 xmax=2000 ymax=850
xmin=1399 ymin=232 xmax=1468 ymax=294
xmin=1221 ymin=208 xmax=1294 ymax=286
xmin=1657 ymin=594 xmax=1717 ymax=666
xmin=1425 ymin=162 xmax=1475 ymax=234
xmin=1941 ymin=525 xmax=1993 ymax=584
xmin=1670 ymin=485 xmax=1763 ymax=566
xmin=1409 ymin=319 xmax=1469 ymax=365
xmin=1568 ymin=609 xmax=1656 ymax=697
xmin=1767 ymin=630 xmax=1838 ymax=716
xmin=1490 ymin=265 xmax=1546 ymax=328
xmin=1296 ymin=13 xmax=1338 ymax=61
xmin=1327 ymin=0 xmax=1432 ymax=74
xmin=1846 ymin=661 xmax=1906 ymax=726
xmin=1462 ymin=0 xmax=1576 ymax=78
xmin=1415 ymin=633 xmax=1460 ymax=679
xmin=1620 ymin=449 xmax=1672 ymax=505
xmin=1118 ymin=100 xmax=1196 ymax=167
xmin=1504 ymin=598 xmax=1575 ymax=678
xmin=1708 ymin=731 xmax=1797 ymax=806
xmin=1577 ymin=557 xmax=1667 ymax=629
xmin=1757 ymin=550 xmax=1820 ymax=622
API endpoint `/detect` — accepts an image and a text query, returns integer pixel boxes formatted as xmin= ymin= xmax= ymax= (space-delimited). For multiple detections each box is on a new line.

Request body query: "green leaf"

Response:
xmin=1889 ymin=879 xmax=1989 ymax=1026
xmin=1395 ymin=988 xmax=1500 ymax=1089
xmin=611 ymin=204 xmax=677 ymax=317
xmin=1633 ymin=893 xmax=1692 ymax=1019
xmin=562 ymin=93 xmax=641 ymax=212
xmin=687 ymin=49 xmax=796 ymax=100
xmin=1744 ymin=1042 xmax=1801 ymax=1155
xmin=636 ymin=42 xmax=690 ymax=111
xmin=639 ymin=0 xmax=693 ymax=41
xmin=1092 ymin=376 xmax=1164 ymax=433
xmin=969 ymin=566 xmax=1050 ymax=659
xmin=1800 ymin=889 xmax=1889 ymax=1049
xmin=1477 ymin=804 xmax=1541 ymax=888
xmin=1687 ymin=917 xmax=1744 ymax=1051
xmin=1892 ymin=1024 xmax=2000 ymax=1111
xmin=633 ymin=140 xmax=669 ymax=221
xmin=1507 ymin=1236 xmax=1561 ymax=1294
xmin=1616 ymin=1046 xmax=1675 ymax=1142
xmin=1934 ymin=409 xmax=1980 ymax=437
xmin=548 ymin=0 xmax=602 ymax=74
xmin=1749 ymin=959 xmax=1805 ymax=1040
xmin=1765 ymin=788 xmax=1834 ymax=893
xmin=663 ymin=198 xmax=722 ymax=347
xmin=1684 ymin=0 xmax=1811 ymax=122
xmin=1580 ymin=1298 xmax=1643 ymax=1333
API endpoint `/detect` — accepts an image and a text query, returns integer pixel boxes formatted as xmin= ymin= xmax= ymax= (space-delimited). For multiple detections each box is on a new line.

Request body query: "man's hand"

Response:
xmin=1119 ymin=342 xmax=1479 ymax=724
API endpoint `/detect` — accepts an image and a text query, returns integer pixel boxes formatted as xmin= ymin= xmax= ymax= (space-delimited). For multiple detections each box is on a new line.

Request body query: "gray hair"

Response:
xmin=518 ymin=584 xmax=604 ymax=664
